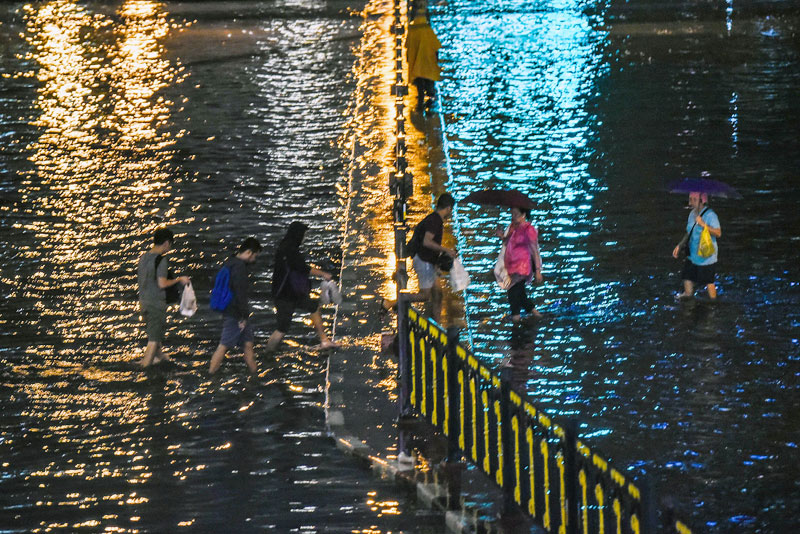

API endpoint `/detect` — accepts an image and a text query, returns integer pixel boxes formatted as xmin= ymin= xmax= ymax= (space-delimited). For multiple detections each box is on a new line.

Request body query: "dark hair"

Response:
xmin=436 ymin=193 xmax=455 ymax=210
xmin=238 ymin=237 xmax=262 ymax=254
xmin=281 ymin=221 xmax=308 ymax=250
xmin=153 ymin=228 xmax=174 ymax=246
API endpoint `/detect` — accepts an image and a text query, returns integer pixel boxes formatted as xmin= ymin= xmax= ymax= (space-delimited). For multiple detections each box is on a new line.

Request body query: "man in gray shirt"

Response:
xmin=137 ymin=228 xmax=190 ymax=368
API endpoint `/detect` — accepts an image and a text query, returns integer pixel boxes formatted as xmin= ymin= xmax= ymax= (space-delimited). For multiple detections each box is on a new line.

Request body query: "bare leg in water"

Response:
xmin=140 ymin=341 xmax=171 ymax=368
xmin=266 ymin=308 xmax=338 ymax=352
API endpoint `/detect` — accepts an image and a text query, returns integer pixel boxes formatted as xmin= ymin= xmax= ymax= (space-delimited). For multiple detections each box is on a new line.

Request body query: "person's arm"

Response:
xmin=156 ymin=257 xmax=189 ymax=288
xmin=530 ymin=241 xmax=543 ymax=282
xmin=309 ymin=267 xmax=332 ymax=281
xmin=496 ymin=225 xmax=513 ymax=244
xmin=422 ymin=231 xmax=456 ymax=257
xmin=230 ymin=262 xmax=249 ymax=321
xmin=695 ymin=214 xmax=722 ymax=237
xmin=157 ymin=276 xmax=189 ymax=288
xmin=526 ymin=227 xmax=543 ymax=282
xmin=672 ymin=233 xmax=689 ymax=259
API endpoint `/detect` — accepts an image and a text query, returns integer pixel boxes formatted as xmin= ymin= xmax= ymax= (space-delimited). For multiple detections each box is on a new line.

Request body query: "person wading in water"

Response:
xmin=265 ymin=222 xmax=339 ymax=352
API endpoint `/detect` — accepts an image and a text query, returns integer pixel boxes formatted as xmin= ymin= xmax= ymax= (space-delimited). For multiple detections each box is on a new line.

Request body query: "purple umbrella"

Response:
xmin=462 ymin=189 xmax=536 ymax=210
xmin=667 ymin=178 xmax=742 ymax=199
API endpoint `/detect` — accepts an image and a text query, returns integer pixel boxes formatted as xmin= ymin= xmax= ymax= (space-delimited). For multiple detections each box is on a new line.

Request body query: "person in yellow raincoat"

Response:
xmin=406 ymin=9 xmax=441 ymax=113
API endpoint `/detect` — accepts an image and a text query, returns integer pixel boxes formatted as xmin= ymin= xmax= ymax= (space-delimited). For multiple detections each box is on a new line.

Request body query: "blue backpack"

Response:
xmin=210 ymin=265 xmax=233 ymax=312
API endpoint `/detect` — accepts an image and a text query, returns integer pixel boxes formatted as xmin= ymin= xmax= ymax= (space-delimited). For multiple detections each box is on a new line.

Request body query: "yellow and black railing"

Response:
xmin=398 ymin=297 xmax=695 ymax=534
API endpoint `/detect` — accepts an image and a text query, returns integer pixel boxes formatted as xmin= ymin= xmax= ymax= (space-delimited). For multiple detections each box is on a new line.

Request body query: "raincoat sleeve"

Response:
xmin=526 ymin=226 xmax=542 ymax=272
xmin=406 ymin=23 xmax=442 ymax=82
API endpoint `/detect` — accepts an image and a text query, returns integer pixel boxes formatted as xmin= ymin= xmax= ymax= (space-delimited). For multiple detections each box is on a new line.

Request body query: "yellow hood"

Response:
xmin=406 ymin=18 xmax=441 ymax=82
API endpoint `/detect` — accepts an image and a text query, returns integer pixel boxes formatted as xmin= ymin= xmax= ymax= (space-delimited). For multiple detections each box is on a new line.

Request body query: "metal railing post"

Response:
xmin=499 ymin=368 xmax=515 ymax=516
xmin=445 ymin=326 xmax=461 ymax=460
xmin=565 ymin=418 xmax=579 ymax=534
xmin=397 ymin=291 xmax=412 ymax=417
xmin=443 ymin=326 xmax=464 ymax=510
xmin=640 ymin=475 xmax=658 ymax=534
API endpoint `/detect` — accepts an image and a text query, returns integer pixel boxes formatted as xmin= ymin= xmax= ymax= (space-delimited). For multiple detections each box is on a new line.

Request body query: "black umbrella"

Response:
xmin=462 ymin=189 xmax=536 ymax=210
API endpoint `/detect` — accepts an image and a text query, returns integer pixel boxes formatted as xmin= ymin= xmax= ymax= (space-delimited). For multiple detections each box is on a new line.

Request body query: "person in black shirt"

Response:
xmin=265 ymin=222 xmax=338 ymax=352
xmin=384 ymin=193 xmax=456 ymax=322
xmin=208 ymin=237 xmax=261 ymax=374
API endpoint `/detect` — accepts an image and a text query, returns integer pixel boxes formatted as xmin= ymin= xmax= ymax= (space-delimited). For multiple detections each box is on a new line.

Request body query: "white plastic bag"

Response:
xmin=493 ymin=246 xmax=512 ymax=290
xmin=450 ymin=257 xmax=471 ymax=292
xmin=179 ymin=282 xmax=197 ymax=317
xmin=319 ymin=280 xmax=342 ymax=306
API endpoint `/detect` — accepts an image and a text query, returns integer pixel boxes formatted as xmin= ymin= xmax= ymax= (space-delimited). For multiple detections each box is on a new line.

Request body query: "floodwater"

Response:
xmin=433 ymin=0 xmax=800 ymax=532
xmin=0 ymin=0 xmax=798 ymax=532
xmin=0 ymin=1 xmax=436 ymax=532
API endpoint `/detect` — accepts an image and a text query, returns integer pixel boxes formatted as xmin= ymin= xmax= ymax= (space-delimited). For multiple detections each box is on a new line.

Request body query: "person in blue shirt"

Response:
xmin=672 ymin=192 xmax=722 ymax=299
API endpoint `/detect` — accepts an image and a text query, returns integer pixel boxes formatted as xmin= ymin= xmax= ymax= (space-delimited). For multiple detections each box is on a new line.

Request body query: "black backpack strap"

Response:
xmin=275 ymin=253 xmax=291 ymax=297
xmin=689 ymin=207 xmax=711 ymax=238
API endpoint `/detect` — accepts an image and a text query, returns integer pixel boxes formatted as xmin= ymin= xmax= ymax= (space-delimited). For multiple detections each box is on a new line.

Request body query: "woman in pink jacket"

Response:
xmin=495 ymin=206 xmax=543 ymax=322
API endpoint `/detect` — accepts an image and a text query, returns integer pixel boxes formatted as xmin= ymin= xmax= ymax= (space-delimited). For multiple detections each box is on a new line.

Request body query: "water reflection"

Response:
xmin=341 ymin=0 xmax=402 ymax=301
xmin=1 ymin=0 xmax=431 ymax=531
xmin=432 ymin=0 xmax=800 ymax=531
xmin=500 ymin=322 xmax=538 ymax=390
xmin=20 ymin=0 xmax=183 ymax=344
xmin=434 ymin=0 xmax=620 ymax=359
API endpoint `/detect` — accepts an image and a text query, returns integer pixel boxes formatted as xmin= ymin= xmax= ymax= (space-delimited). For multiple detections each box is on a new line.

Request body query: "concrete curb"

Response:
xmin=325 ymin=359 xmax=520 ymax=534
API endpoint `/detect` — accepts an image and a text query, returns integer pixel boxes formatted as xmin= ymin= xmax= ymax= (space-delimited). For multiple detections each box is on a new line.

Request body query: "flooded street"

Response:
xmin=0 ymin=1 xmax=434 ymax=532
xmin=435 ymin=1 xmax=800 ymax=532
xmin=0 ymin=0 xmax=798 ymax=532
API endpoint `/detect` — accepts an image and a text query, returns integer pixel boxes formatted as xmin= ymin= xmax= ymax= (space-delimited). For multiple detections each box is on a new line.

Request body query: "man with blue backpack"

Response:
xmin=208 ymin=237 xmax=262 ymax=374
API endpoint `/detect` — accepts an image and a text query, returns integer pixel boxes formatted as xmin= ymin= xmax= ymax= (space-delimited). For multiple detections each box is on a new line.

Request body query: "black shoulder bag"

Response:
xmin=276 ymin=254 xmax=311 ymax=299
xmin=155 ymin=255 xmax=180 ymax=304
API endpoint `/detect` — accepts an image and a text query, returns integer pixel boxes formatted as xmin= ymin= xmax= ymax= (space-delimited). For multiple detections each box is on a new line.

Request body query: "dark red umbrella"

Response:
xmin=462 ymin=189 xmax=536 ymax=210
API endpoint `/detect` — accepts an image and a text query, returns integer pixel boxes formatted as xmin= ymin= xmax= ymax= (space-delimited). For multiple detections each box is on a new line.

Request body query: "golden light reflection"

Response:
xmin=9 ymin=0 xmax=190 ymax=502
xmin=340 ymin=0 xmax=461 ymax=321
xmin=365 ymin=492 xmax=401 ymax=517
xmin=19 ymin=0 xmax=186 ymax=344
xmin=340 ymin=0 xmax=411 ymax=301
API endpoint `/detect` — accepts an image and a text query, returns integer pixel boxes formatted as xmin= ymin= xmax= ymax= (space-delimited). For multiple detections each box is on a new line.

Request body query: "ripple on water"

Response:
xmin=433 ymin=0 xmax=800 ymax=531
xmin=0 ymin=1 xmax=434 ymax=532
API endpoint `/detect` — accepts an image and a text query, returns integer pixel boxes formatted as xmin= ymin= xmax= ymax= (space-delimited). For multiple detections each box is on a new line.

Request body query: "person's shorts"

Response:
xmin=142 ymin=305 xmax=166 ymax=343
xmin=682 ymin=259 xmax=716 ymax=286
xmin=220 ymin=315 xmax=255 ymax=348
xmin=412 ymin=255 xmax=437 ymax=290
xmin=275 ymin=297 xmax=319 ymax=333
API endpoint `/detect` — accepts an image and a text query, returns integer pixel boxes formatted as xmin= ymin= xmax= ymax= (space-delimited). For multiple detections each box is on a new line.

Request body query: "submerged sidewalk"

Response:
xmin=323 ymin=2 xmax=540 ymax=531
